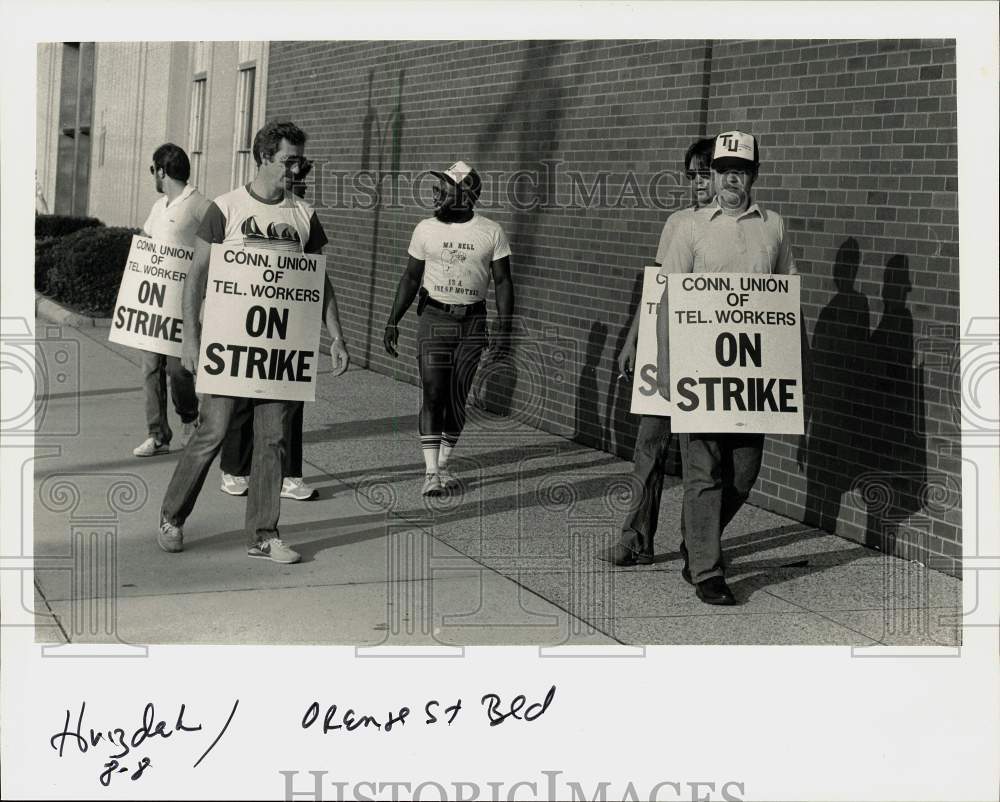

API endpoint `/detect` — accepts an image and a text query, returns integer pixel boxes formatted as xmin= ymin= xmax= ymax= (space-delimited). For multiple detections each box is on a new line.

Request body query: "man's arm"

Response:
xmin=489 ymin=256 xmax=514 ymax=356
xmin=180 ymin=237 xmax=211 ymax=374
xmin=320 ymin=264 xmax=350 ymax=376
xmin=655 ymin=218 xmax=696 ymax=400
xmin=774 ymin=215 xmax=798 ymax=275
xmin=618 ymin=305 xmax=641 ymax=377
xmin=383 ymin=255 xmax=425 ymax=357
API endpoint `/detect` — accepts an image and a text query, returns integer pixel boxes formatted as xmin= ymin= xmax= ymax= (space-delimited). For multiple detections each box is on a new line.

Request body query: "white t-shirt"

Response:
xmin=198 ymin=184 xmax=327 ymax=253
xmin=143 ymin=184 xmax=210 ymax=246
xmin=407 ymin=213 xmax=511 ymax=303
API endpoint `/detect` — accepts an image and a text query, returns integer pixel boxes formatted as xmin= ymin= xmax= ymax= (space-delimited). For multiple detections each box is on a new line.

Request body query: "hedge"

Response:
xmin=35 ymin=214 xmax=104 ymax=240
xmin=41 ymin=226 xmax=140 ymax=317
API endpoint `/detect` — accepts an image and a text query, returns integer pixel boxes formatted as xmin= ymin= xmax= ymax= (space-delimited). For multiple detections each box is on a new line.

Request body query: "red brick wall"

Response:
xmin=267 ymin=39 xmax=960 ymax=576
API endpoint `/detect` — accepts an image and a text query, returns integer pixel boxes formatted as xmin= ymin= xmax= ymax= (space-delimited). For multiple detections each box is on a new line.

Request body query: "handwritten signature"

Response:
xmin=49 ymin=700 xmax=239 ymax=786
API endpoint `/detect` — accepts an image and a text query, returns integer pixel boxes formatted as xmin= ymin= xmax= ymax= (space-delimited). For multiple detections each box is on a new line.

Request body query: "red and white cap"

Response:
xmin=711 ymin=131 xmax=760 ymax=170
xmin=431 ymin=160 xmax=481 ymax=191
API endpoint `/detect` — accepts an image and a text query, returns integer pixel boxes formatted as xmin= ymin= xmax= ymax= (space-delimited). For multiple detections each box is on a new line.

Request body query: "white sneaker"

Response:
xmin=220 ymin=473 xmax=249 ymax=496
xmin=247 ymin=537 xmax=301 ymax=564
xmin=437 ymin=466 xmax=460 ymax=490
xmin=281 ymin=476 xmax=317 ymax=501
xmin=422 ymin=472 xmax=443 ymax=496
xmin=157 ymin=518 xmax=183 ymax=553
xmin=134 ymin=437 xmax=169 ymax=457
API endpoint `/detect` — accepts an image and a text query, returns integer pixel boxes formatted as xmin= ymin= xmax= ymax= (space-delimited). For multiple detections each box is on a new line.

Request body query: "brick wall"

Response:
xmin=267 ymin=39 xmax=961 ymax=576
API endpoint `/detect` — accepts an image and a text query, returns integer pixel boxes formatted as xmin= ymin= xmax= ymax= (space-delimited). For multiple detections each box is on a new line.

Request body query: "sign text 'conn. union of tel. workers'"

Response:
xmin=667 ymin=272 xmax=803 ymax=435
xmin=196 ymin=244 xmax=325 ymax=402
xmin=108 ymin=235 xmax=195 ymax=357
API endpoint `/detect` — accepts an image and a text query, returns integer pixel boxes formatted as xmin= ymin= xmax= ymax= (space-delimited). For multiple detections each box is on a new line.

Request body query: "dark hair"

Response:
xmin=684 ymin=138 xmax=715 ymax=171
xmin=253 ymin=120 xmax=307 ymax=167
xmin=152 ymin=143 xmax=191 ymax=182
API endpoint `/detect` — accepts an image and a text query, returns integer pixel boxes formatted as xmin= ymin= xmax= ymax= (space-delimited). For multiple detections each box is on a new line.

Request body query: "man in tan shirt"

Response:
xmin=657 ymin=131 xmax=797 ymax=605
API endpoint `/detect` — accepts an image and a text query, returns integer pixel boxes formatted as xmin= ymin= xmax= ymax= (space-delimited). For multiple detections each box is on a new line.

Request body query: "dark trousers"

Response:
xmin=220 ymin=400 xmax=304 ymax=477
xmin=141 ymin=350 xmax=198 ymax=444
xmin=619 ymin=415 xmax=678 ymax=555
xmin=416 ymin=305 xmax=488 ymax=441
xmin=679 ymin=432 xmax=765 ymax=583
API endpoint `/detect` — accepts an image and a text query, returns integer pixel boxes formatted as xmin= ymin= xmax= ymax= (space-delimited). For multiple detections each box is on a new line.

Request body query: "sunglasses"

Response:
xmin=685 ymin=169 xmax=712 ymax=180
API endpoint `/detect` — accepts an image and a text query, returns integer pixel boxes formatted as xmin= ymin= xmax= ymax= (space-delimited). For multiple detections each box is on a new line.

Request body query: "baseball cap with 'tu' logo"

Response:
xmin=711 ymin=131 xmax=760 ymax=170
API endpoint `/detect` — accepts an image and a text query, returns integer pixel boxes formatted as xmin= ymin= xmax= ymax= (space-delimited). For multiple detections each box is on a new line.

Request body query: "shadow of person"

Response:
xmin=860 ymin=254 xmax=928 ymax=551
xmin=800 ymin=237 xmax=874 ymax=534
xmin=574 ymin=321 xmax=608 ymax=450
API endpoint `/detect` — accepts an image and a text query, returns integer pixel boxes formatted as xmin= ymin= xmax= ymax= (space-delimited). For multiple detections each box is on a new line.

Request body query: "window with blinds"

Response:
xmin=188 ymin=76 xmax=207 ymax=189
xmin=232 ymin=65 xmax=257 ymax=189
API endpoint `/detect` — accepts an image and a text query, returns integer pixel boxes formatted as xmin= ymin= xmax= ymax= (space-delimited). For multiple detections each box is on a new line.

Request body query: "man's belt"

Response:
xmin=423 ymin=295 xmax=486 ymax=318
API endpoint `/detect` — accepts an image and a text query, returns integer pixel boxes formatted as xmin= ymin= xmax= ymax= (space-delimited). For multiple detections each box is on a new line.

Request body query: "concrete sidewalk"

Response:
xmin=32 ymin=320 xmax=961 ymax=647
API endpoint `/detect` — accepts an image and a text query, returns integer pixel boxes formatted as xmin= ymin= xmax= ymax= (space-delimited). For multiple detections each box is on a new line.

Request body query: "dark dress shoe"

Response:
xmin=695 ymin=576 xmax=736 ymax=606
xmin=598 ymin=544 xmax=653 ymax=567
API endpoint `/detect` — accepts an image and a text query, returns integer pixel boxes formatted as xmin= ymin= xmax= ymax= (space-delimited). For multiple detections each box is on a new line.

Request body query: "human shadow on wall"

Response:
xmin=801 ymin=237 xmax=873 ymax=533
xmin=800 ymin=241 xmax=927 ymax=552
xmin=472 ymin=41 xmax=568 ymax=422
xmin=360 ymin=67 xmax=405 ymax=366
xmin=862 ymin=254 xmax=927 ymax=551
xmin=575 ymin=321 xmax=608 ymax=450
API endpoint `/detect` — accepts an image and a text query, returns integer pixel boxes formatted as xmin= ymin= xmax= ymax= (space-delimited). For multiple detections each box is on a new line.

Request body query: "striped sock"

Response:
xmin=421 ymin=434 xmax=441 ymax=473
xmin=439 ymin=433 xmax=459 ymax=468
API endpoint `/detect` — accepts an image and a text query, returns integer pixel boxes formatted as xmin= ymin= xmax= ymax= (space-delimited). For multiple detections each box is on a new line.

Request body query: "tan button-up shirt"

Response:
xmin=660 ymin=201 xmax=797 ymax=275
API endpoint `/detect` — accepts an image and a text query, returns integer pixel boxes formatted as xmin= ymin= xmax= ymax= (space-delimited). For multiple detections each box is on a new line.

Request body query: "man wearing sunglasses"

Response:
xmin=657 ymin=130 xmax=797 ymax=606
xmin=600 ymin=137 xmax=716 ymax=567
xmin=157 ymin=120 xmax=350 ymax=564
xmin=133 ymin=144 xmax=211 ymax=458
xmin=217 ymin=156 xmax=318 ymax=503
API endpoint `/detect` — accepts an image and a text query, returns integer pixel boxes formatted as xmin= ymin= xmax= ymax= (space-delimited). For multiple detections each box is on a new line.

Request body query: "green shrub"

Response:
xmin=35 ymin=236 xmax=67 ymax=293
xmin=44 ymin=227 xmax=140 ymax=317
xmin=35 ymin=214 xmax=104 ymax=239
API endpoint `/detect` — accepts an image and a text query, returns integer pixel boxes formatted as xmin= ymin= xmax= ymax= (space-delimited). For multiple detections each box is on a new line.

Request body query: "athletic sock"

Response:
xmin=439 ymin=433 xmax=460 ymax=469
xmin=421 ymin=434 xmax=441 ymax=473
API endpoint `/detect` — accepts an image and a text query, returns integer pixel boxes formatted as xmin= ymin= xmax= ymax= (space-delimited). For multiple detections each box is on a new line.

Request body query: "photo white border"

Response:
xmin=3 ymin=2 xmax=997 ymax=800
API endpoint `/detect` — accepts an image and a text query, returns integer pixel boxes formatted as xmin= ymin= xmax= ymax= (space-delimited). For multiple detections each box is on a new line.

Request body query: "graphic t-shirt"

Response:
xmin=407 ymin=213 xmax=511 ymax=303
xmin=143 ymin=184 xmax=210 ymax=246
xmin=198 ymin=184 xmax=328 ymax=254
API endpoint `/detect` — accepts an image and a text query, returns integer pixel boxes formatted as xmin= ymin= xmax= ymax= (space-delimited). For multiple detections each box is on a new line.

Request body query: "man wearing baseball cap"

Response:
xmin=384 ymin=161 xmax=514 ymax=496
xmin=656 ymin=130 xmax=797 ymax=605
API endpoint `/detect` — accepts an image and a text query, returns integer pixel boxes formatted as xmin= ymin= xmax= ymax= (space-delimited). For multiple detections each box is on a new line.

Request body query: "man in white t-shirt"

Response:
xmin=157 ymin=121 xmax=350 ymax=564
xmin=384 ymin=161 xmax=514 ymax=496
xmin=133 ymin=143 xmax=211 ymax=457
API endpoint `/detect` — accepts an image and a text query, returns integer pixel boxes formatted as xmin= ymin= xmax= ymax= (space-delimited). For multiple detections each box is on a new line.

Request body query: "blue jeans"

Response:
xmin=160 ymin=393 xmax=291 ymax=547
xmin=679 ymin=432 xmax=765 ymax=583
xmin=141 ymin=350 xmax=198 ymax=444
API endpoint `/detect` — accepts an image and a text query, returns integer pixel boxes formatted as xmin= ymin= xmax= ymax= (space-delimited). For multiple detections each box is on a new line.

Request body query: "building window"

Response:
xmin=54 ymin=42 xmax=95 ymax=216
xmin=232 ymin=65 xmax=256 ymax=189
xmin=188 ymin=76 xmax=207 ymax=189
